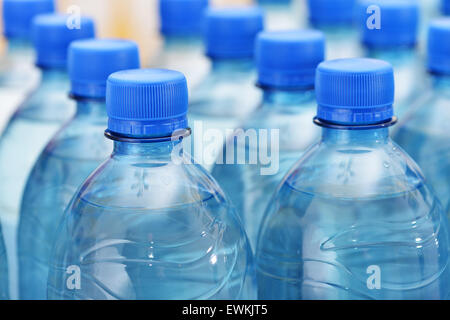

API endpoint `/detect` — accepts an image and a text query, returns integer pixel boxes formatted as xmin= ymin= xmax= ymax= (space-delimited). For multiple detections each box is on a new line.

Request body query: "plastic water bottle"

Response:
xmin=357 ymin=0 xmax=423 ymax=119
xmin=18 ymin=39 xmax=140 ymax=300
xmin=0 ymin=14 xmax=95 ymax=300
xmin=47 ymin=69 xmax=256 ymax=300
xmin=189 ymin=7 xmax=264 ymax=170
xmin=212 ymin=30 xmax=324 ymax=250
xmin=256 ymin=58 xmax=450 ymax=300
xmin=306 ymin=0 xmax=362 ymax=59
xmin=151 ymin=0 xmax=210 ymax=90
xmin=257 ymin=0 xmax=302 ymax=30
xmin=0 ymin=228 xmax=8 ymax=300
xmin=394 ymin=19 xmax=450 ymax=217
xmin=0 ymin=0 xmax=54 ymax=130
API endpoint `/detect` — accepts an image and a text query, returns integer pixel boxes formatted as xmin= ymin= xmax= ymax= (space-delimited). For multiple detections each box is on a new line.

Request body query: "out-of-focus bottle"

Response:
xmin=306 ymin=0 xmax=362 ymax=59
xmin=0 ymin=0 xmax=54 ymax=132
xmin=443 ymin=0 xmax=450 ymax=15
xmin=18 ymin=39 xmax=139 ymax=300
xmin=47 ymin=69 xmax=256 ymax=300
xmin=0 ymin=227 xmax=8 ymax=300
xmin=0 ymin=14 xmax=95 ymax=300
xmin=357 ymin=0 xmax=423 ymax=119
xmin=212 ymin=30 xmax=324 ymax=249
xmin=257 ymin=0 xmax=302 ymax=30
xmin=256 ymin=58 xmax=450 ymax=300
xmin=189 ymin=6 xmax=264 ymax=171
xmin=151 ymin=0 xmax=210 ymax=91
xmin=394 ymin=19 xmax=450 ymax=216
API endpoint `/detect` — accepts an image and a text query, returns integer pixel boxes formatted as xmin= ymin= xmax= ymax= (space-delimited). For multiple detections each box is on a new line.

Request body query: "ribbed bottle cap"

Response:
xmin=316 ymin=58 xmax=395 ymax=125
xmin=428 ymin=18 xmax=450 ymax=74
xmin=205 ymin=7 xmax=265 ymax=59
xmin=256 ymin=30 xmax=325 ymax=88
xmin=444 ymin=0 xmax=450 ymax=15
xmin=107 ymin=69 xmax=188 ymax=137
xmin=358 ymin=0 xmax=419 ymax=48
xmin=32 ymin=14 xmax=95 ymax=69
xmin=69 ymin=39 xmax=140 ymax=99
xmin=307 ymin=0 xmax=357 ymax=27
xmin=2 ymin=0 xmax=54 ymax=40
xmin=159 ymin=0 xmax=208 ymax=36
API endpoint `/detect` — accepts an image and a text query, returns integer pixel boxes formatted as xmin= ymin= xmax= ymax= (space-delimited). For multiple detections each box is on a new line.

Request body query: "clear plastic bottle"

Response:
xmin=18 ymin=39 xmax=140 ymax=300
xmin=0 ymin=0 xmax=54 ymax=130
xmin=257 ymin=0 xmax=302 ymax=30
xmin=256 ymin=58 xmax=450 ymax=300
xmin=212 ymin=30 xmax=324 ymax=249
xmin=0 ymin=227 xmax=8 ymax=300
xmin=47 ymin=69 xmax=256 ymax=300
xmin=306 ymin=0 xmax=362 ymax=60
xmin=151 ymin=0 xmax=210 ymax=90
xmin=189 ymin=7 xmax=264 ymax=170
xmin=357 ymin=0 xmax=423 ymax=119
xmin=0 ymin=14 xmax=95 ymax=300
xmin=394 ymin=19 xmax=450 ymax=217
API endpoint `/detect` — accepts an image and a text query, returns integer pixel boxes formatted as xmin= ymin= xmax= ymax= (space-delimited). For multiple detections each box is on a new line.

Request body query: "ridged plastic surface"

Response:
xmin=428 ymin=19 xmax=450 ymax=74
xmin=2 ymin=0 xmax=54 ymax=40
xmin=159 ymin=0 xmax=208 ymax=36
xmin=316 ymin=58 xmax=395 ymax=124
xmin=32 ymin=14 xmax=95 ymax=69
xmin=69 ymin=39 xmax=140 ymax=99
xmin=358 ymin=0 xmax=419 ymax=48
xmin=256 ymin=30 xmax=325 ymax=88
xmin=205 ymin=7 xmax=265 ymax=59
xmin=106 ymin=69 xmax=188 ymax=137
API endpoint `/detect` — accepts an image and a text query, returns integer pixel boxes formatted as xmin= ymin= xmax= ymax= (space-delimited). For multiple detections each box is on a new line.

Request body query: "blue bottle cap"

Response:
xmin=69 ymin=39 xmax=140 ymax=99
xmin=2 ymin=0 xmax=54 ymax=40
xmin=307 ymin=0 xmax=357 ymax=27
xmin=107 ymin=69 xmax=188 ymax=137
xmin=428 ymin=19 xmax=450 ymax=74
xmin=316 ymin=58 xmax=395 ymax=125
xmin=32 ymin=14 xmax=96 ymax=69
xmin=205 ymin=7 xmax=265 ymax=59
xmin=444 ymin=0 xmax=450 ymax=15
xmin=358 ymin=0 xmax=419 ymax=48
xmin=256 ymin=30 xmax=325 ymax=88
xmin=159 ymin=0 xmax=208 ymax=36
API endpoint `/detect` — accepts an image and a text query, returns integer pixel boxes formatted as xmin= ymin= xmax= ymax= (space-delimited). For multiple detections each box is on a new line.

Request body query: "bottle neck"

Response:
xmin=261 ymin=87 xmax=315 ymax=108
xmin=366 ymin=46 xmax=416 ymax=63
xmin=74 ymin=98 xmax=107 ymax=120
xmin=211 ymin=58 xmax=254 ymax=72
xmin=40 ymin=68 xmax=68 ymax=83
xmin=163 ymin=35 xmax=202 ymax=49
xmin=321 ymin=127 xmax=390 ymax=146
xmin=6 ymin=38 xmax=34 ymax=60
xmin=431 ymin=73 xmax=450 ymax=93
xmin=112 ymin=139 xmax=182 ymax=160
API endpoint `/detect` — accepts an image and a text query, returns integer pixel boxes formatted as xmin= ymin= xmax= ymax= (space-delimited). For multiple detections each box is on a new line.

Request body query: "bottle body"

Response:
xmin=0 ymin=70 xmax=74 ymax=299
xmin=18 ymin=100 xmax=111 ymax=300
xmin=0 ymin=226 xmax=8 ymax=300
xmin=393 ymin=76 xmax=450 ymax=214
xmin=189 ymin=60 xmax=261 ymax=171
xmin=47 ymin=140 xmax=256 ymax=300
xmin=257 ymin=128 xmax=450 ymax=300
xmin=212 ymin=90 xmax=320 ymax=249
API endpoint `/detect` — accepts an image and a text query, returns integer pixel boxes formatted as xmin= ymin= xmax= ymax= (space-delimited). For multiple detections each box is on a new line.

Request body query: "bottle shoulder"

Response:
xmin=73 ymin=153 xmax=230 ymax=211
xmin=283 ymin=138 xmax=428 ymax=199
